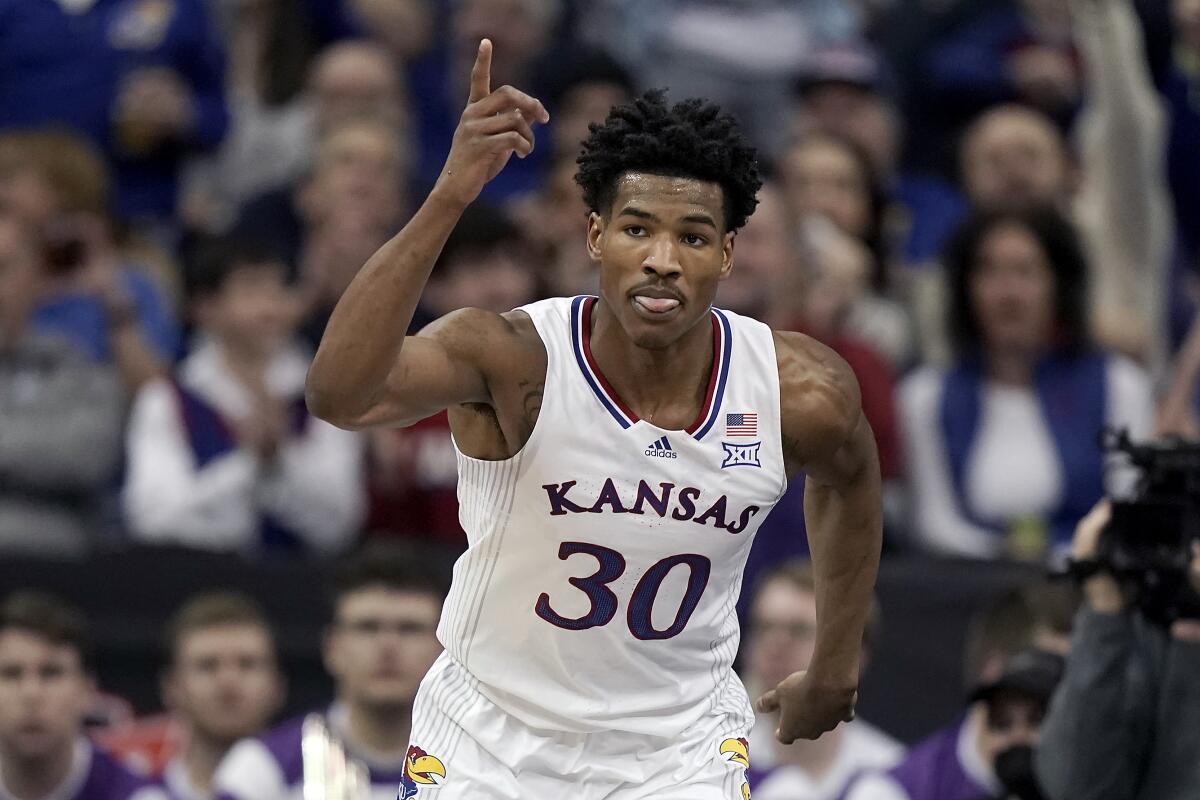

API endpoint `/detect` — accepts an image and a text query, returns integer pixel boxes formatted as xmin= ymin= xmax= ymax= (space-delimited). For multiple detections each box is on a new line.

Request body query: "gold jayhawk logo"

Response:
xmin=399 ymin=745 xmax=446 ymax=797
xmin=719 ymin=737 xmax=750 ymax=768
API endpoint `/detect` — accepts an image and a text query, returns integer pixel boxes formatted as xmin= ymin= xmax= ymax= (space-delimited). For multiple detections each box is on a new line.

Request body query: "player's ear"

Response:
xmin=719 ymin=231 xmax=735 ymax=279
xmin=586 ymin=212 xmax=604 ymax=263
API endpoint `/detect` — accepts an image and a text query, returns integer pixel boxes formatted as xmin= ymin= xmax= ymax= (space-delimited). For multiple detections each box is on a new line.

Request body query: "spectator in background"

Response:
xmin=0 ymin=0 xmax=227 ymax=230
xmin=214 ymin=546 xmax=445 ymax=799
xmin=408 ymin=0 xmax=563 ymax=200
xmin=576 ymin=0 xmax=861 ymax=159
xmin=233 ymin=118 xmax=409 ymax=349
xmin=123 ymin=236 xmax=364 ymax=555
xmin=742 ymin=562 xmax=902 ymax=800
xmin=184 ymin=39 xmax=409 ymax=235
xmin=944 ymin=0 xmax=1172 ymax=369
xmin=841 ymin=584 xmax=1072 ymax=800
xmin=791 ymin=43 xmax=968 ymax=268
xmin=1166 ymin=0 xmax=1200 ymax=267
xmin=900 ymin=208 xmax=1153 ymax=560
xmin=513 ymin=152 xmax=594 ymax=297
xmin=0 ymin=130 xmax=179 ymax=389
xmin=779 ymin=131 xmax=915 ymax=369
xmin=367 ymin=204 xmax=538 ymax=544
xmin=924 ymin=0 xmax=1081 ymax=132
xmin=1158 ymin=311 xmax=1200 ymax=436
xmin=159 ymin=592 xmax=284 ymax=800
xmin=846 ymin=649 xmax=1063 ymax=800
xmin=0 ymin=592 xmax=167 ymax=800
xmin=0 ymin=216 xmax=123 ymax=557
xmin=541 ymin=47 xmax=634 ymax=161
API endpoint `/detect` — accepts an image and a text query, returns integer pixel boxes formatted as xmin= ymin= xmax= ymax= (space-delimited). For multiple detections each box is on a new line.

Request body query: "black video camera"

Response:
xmin=1095 ymin=429 xmax=1200 ymax=625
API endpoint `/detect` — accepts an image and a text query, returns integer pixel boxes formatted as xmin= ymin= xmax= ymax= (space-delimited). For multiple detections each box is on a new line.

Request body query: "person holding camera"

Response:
xmin=1034 ymin=501 xmax=1200 ymax=800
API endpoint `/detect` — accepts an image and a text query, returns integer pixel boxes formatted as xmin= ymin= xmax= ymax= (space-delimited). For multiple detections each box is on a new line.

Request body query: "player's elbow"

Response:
xmin=304 ymin=368 xmax=368 ymax=430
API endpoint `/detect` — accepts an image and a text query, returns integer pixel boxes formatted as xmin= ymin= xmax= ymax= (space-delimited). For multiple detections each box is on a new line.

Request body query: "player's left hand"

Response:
xmin=756 ymin=670 xmax=857 ymax=744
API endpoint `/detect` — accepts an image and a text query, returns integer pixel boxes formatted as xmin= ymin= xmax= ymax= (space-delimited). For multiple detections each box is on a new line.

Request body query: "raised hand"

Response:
xmin=434 ymin=39 xmax=550 ymax=208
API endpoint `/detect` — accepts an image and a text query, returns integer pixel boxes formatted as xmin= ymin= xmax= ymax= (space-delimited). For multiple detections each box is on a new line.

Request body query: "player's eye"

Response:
xmin=682 ymin=234 xmax=707 ymax=247
xmin=624 ymin=225 xmax=646 ymax=237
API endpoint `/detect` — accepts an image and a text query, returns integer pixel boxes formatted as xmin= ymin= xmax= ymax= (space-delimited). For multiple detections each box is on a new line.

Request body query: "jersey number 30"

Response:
xmin=534 ymin=542 xmax=711 ymax=640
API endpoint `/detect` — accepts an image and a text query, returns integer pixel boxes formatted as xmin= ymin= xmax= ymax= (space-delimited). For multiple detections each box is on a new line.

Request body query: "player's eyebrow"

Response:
xmin=617 ymin=207 xmax=718 ymax=230
xmin=681 ymin=213 xmax=717 ymax=230
xmin=616 ymin=206 xmax=659 ymax=222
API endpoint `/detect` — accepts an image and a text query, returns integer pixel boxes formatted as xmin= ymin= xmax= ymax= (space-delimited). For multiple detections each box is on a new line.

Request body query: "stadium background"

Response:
xmin=0 ymin=0 xmax=1198 ymax=785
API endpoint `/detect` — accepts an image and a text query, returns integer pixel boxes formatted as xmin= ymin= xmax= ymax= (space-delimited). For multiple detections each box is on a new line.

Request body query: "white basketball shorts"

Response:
xmin=399 ymin=652 xmax=753 ymax=799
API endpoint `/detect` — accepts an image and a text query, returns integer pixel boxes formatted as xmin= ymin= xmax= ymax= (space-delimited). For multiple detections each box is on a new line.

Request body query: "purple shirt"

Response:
xmin=213 ymin=710 xmax=408 ymax=800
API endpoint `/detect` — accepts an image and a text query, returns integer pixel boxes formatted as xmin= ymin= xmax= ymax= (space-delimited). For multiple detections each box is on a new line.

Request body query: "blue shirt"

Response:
xmin=32 ymin=268 xmax=180 ymax=363
xmin=0 ymin=0 xmax=227 ymax=221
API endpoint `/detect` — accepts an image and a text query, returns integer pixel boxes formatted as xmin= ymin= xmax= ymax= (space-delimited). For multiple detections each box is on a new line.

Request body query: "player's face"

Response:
xmin=200 ymin=263 xmax=301 ymax=358
xmin=968 ymin=222 xmax=1057 ymax=356
xmin=588 ymin=172 xmax=734 ymax=350
xmin=325 ymin=589 xmax=441 ymax=709
xmin=164 ymin=625 xmax=282 ymax=744
xmin=0 ymin=630 xmax=92 ymax=762
xmin=746 ymin=579 xmax=817 ymax=693
xmin=963 ymin=114 xmax=1067 ymax=211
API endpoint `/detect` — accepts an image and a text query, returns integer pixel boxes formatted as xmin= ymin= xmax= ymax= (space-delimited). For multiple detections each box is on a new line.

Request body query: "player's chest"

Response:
xmin=519 ymin=417 xmax=784 ymax=538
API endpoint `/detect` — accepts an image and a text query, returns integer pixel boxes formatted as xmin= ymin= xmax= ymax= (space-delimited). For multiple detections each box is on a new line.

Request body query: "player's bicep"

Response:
xmin=345 ymin=308 xmax=510 ymax=429
xmin=805 ymin=409 xmax=878 ymax=489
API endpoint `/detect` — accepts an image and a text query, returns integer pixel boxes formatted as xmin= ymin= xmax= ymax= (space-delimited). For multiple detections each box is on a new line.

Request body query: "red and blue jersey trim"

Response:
xmin=570 ymin=296 xmax=731 ymax=440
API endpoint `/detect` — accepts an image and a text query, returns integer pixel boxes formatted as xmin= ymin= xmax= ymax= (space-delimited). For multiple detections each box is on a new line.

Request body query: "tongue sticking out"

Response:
xmin=635 ymin=296 xmax=680 ymax=313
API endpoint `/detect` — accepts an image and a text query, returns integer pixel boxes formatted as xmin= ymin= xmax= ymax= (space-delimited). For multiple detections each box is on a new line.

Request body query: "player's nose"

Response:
xmin=641 ymin=237 xmax=681 ymax=279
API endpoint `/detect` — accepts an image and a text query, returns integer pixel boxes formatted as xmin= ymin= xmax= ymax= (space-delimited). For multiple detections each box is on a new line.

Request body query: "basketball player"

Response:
xmin=306 ymin=39 xmax=883 ymax=798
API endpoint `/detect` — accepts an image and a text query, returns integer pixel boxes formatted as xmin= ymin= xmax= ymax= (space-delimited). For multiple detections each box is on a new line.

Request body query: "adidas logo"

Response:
xmin=644 ymin=436 xmax=678 ymax=459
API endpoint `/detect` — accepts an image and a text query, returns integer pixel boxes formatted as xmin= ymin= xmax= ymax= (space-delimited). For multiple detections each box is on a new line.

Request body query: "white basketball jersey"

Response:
xmin=437 ymin=296 xmax=787 ymax=737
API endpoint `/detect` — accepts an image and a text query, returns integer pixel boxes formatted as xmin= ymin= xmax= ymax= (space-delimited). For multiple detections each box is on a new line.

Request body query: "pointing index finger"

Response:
xmin=469 ymin=39 xmax=492 ymax=104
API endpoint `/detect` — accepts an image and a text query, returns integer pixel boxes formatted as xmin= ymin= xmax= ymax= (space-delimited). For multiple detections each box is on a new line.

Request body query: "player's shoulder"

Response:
xmin=771 ymin=329 xmax=861 ymax=423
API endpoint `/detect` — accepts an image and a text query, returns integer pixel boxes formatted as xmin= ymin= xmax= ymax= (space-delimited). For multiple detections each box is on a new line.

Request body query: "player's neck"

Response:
xmin=772 ymin=723 xmax=844 ymax=775
xmin=589 ymin=300 xmax=713 ymax=427
xmin=179 ymin=727 xmax=232 ymax=794
xmin=343 ymin=700 xmax=411 ymax=762
xmin=0 ymin=737 xmax=78 ymax=800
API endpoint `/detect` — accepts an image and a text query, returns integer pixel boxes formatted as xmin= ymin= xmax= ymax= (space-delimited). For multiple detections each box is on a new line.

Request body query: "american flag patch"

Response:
xmin=725 ymin=413 xmax=758 ymax=437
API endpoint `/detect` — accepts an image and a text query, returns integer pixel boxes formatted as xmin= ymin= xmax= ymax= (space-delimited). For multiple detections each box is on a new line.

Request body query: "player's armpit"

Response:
xmin=316 ymin=307 xmax=534 ymax=430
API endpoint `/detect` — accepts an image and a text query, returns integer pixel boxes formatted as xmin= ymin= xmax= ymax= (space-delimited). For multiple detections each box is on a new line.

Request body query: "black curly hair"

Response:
xmin=575 ymin=90 xmax=762 ymax=233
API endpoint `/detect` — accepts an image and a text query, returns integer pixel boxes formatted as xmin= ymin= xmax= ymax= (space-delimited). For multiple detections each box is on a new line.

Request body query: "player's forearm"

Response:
xmin=306 ymin=189 xmax=467 ymax=425
xmin=803 ymin=440 xmax=882 ymax=688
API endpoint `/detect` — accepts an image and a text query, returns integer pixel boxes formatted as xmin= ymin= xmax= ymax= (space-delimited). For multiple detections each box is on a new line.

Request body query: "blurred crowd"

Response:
xmin=2 ymin=0 xmax=1200 ymax=798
